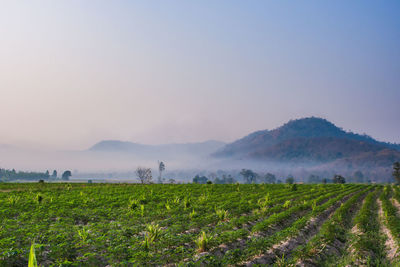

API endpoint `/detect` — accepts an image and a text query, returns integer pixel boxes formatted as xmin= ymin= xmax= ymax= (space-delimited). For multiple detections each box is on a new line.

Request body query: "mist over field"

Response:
xmin=0 ymin=117 xmax=398 ymax=183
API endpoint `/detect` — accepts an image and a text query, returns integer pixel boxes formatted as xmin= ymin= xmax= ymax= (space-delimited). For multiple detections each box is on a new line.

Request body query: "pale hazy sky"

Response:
xmin=0 ymin=1 xmax=399 ymax=150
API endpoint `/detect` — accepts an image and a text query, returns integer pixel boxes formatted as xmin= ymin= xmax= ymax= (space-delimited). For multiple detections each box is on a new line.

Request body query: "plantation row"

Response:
xmin=1 ymin=183 xmax=400 ymax=266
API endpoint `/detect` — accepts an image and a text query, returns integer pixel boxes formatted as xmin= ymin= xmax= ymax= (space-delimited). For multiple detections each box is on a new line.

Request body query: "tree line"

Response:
xmin=0 ymin=168 xmax=72 ymax=182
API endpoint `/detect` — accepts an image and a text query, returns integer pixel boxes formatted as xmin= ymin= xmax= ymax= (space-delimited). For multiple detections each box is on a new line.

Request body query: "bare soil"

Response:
xmin=244 ymin=192 xmax=358 ymax=266
xmin=377 ymin=199 xmax=400 ymax=262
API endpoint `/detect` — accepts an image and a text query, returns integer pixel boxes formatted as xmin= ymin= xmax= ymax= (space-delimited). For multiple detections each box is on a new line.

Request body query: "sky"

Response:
xmin=0 ymin=1 xmax=399 ymax=150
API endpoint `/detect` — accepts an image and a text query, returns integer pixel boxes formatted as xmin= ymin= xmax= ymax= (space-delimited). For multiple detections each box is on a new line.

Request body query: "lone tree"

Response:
xmin=51 ymin=170 xmax=57 ymax=179
xmin=158 ymin=161 xmax=165 ymax=183
xmin=264 ymin=173 xmax=276 ymax=184
xmin=333 ymin=174 xmax=346 ymax=184
xmin=240 ymin=169 xmax=257 ymax=184
xmin=393 ymin=162 xmax=400 ymax=184
xmin=62 ymin=170 xmax=72 ymax=181
xmin=285 ymin=175 xmax=295 ymax=184
xmin=136 ymin=167 xmax=153 ymax=184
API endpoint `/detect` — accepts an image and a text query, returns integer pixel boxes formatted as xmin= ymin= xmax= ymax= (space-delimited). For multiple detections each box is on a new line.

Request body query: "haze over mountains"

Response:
xmin=0 ymin=117 xmax=399 ymax=182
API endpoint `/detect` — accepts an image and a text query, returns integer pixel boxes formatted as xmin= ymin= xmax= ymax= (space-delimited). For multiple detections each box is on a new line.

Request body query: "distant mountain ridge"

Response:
xmin=214 ymin=117 xmax=400 ymax=165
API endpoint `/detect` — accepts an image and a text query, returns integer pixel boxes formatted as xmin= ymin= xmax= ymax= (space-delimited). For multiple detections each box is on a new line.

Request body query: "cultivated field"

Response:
xmin=1 ymin=183 xmax=400 ymax=266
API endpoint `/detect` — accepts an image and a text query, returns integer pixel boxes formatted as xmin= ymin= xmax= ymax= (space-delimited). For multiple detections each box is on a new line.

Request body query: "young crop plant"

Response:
xmin=258 ymin=193 xmax=270 ymax=208
xmin=283 ymin=200 xmax=291 ymax=208
xmin=77 ymin=227 xmax=90 ymax=243
xmin=128 ymin=199 xmax=139 ymax=210
xmin=8 ymin=195 xmax=20 ymax=205
xmin=143 ymin=232 xmax=154 ymax=252
xmin=142 ymin=223 xmax=163 ymax=252
xmin=183 ymin=197 xmax=190 ymax=209
xmin=36 ymin=193 xmax=43 ymax=204
xmin=165 ymin=201 xmax=171 ymax=211
xmin=28 ymin=243 xmax=38 ymax=267
xmin=140 ymin=204 xmax=145 ymax=217
xmin=311 ymin=199 xmax=317 ymax=211
xmin=189 ymin=209 xmax=197 ymax=219
xmin=195 ymin=231 xmax=213 ymax=252
xmin=215 ymin=209 xmax=229 ymax=221
xmin=198 ymin=194 xmax=208 ymax=204
xmin=146 ymin=223 xmax=163 ymax=241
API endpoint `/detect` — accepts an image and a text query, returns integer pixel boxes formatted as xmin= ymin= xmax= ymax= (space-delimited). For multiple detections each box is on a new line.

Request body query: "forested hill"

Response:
xmin=213 ymin=117 xmax=400 ymax=164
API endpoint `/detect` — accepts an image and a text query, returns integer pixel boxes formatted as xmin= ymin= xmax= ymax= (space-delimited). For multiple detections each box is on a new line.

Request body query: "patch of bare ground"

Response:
xmin=243 ymin=191 xmax=358 ymax=266
xmin=377 ymin=199 xmax=400 ymax=262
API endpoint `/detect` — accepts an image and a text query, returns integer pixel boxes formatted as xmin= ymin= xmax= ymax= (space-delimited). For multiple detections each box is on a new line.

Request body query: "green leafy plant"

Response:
xmin=128 ymin=199 xmax=139 ymax=210
xmin=8 ymin=195 xmax=20 ymax=205
xmin=165 ymin=201 xmax=171 ymax=211
xmin=28 ymin=243 xmax=38 ymax=267
xmin=146 ymin=223 xmax=163 ymax=241
xmin=283 ymin=200 xmax=291 ymax=208
xmin=189 ymin=209 xmax=197 ymax=219
xmin=36 ymin=194 xmax=43 ymax=204
xmin=183 ymin=197 xmax=190 ymax=209
xmin=215 ymin=209 xmax=229 ymax=221
xmin=140 ymin=204 xmax=145 ymax=217
xmin=195 ymin=231 xmax=213 ymax=252
xmin=77 ymin=227 xmax=89 ymax=243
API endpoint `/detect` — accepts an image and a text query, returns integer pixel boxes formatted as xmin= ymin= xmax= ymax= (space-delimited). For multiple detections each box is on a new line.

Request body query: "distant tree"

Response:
xmin=353 ymin=170 xmax=364 ymax=183
xmin=277 ymin=179 xmax=282 ymax=184
xmin=45 ymin=170 xmax=50 ymax=178
xmin=322 ymin=178 xmax=328 ymax=184
xmin=168 ymin=178 xmax=176 ymax=184
xmin=62 ymin=170 xmax=72 ymax=181
xmin=223 ymin=174 xmax=236 ymax=184
xmin=264 ymin=172 xmax=276 ymax=184
xmin=158 ymin=161 xmax=165 ymax=183
xmin=206 ymin=180 xmax=213 ymax=184
xmin=333 ymin=174 xmax=346 ymax=184
xmin=285 ymin=175 xmax=295 ymax=184
xmin=393 ymin=162 xmax=400 ymax=184
xmin=193 ymin=175 xmax=208 ymax=184
xmin=88 ymin=179 xmax=93 ymax=184
xmin=308 ymin=174 xmax=321 ymax=184
xmin=240 ymin=169 xmax=257 ymax=184
xmin=136 ymin=167 xmax=153 ymax=184
xmin=51 ymin=170 xmax=57 ymax=179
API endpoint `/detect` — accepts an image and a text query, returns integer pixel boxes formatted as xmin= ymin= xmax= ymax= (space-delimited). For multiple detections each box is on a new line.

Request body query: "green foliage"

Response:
xmin=0 ymin=182 xmax=371 ymax=266
xmin=195 ymin=231 xmax=213 ymax=252
xmin=36 ymin=194 xmax=43 ymax=204
xmin=28 ymin=243 xmax=38 ymax=267
xmin=215 ymin=209 xmax=229 ymax=221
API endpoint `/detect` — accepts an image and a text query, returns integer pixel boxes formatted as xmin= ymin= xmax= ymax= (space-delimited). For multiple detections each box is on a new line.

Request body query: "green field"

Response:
xmin=1 ymin=183 xmax=400 ymax=266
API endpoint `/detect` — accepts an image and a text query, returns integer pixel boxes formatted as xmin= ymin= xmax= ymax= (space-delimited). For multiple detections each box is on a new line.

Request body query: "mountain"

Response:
xmin=214 ymin=117 xmax=400 ymax=165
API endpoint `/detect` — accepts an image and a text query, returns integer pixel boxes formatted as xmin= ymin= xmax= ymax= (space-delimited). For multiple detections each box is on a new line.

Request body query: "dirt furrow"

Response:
xmin=243 ymin=192 xmax=357 ymax=266
xmin=391 ymin=197 xmax=400 ymax=215
xmin=377 ymin=198 xmax=400 ymax=262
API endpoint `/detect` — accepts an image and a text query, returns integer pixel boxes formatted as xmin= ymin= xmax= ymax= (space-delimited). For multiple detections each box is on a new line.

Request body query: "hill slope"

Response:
xmin=214 ymin=117 xmax=400 ymax=165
